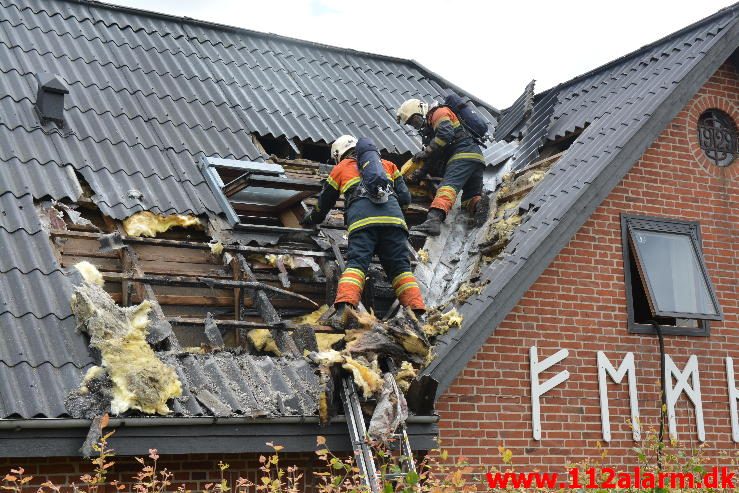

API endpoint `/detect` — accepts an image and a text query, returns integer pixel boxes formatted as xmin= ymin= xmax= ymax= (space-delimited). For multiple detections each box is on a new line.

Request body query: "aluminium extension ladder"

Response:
xmin=341 ymin=376 xmax=417 ymax=492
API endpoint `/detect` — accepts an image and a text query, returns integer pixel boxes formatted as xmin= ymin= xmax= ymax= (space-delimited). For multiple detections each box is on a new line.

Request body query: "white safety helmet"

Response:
xmin=396 ymin=98 xmax=429 ymax=125
xmin=330 ymin=134 xmax=358 ymax=163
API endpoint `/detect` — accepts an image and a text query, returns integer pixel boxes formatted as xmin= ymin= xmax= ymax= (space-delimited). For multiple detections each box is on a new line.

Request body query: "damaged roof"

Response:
xmin=0 ymin=0 xmax=736 ymax=452
xmin=422 ymin=4 xmax=739 ymax=391
xmin=0 ymin=0 xmax=496 ymax=423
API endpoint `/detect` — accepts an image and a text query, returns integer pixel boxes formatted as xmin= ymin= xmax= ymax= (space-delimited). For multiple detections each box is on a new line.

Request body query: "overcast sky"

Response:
xmin=112 ymin=0 xmax=733 ymax=109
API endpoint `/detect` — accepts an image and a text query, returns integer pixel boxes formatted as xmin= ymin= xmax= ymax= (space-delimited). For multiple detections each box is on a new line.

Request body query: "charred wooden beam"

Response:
xmin=230 ymin=256 xmax=243 ymax=325
xmin=101 ymin=218 xmax=176 ymax=347
xmin=236 ymin=254 xmax=300 ymax=356
xmin=203 ymin=312 xmax=224 ymax=349
xmin=104 ymin=273 xmax=318 ymax=307
xmin=49 ymin=230 xmax=329 ymax=257
xmin=127 ymin=252 xmax=175 ymax=346
xmin=167 ymin=317 xmax=294 ymax=330
xmin=233 ymin=223 xmax=309 ymax=235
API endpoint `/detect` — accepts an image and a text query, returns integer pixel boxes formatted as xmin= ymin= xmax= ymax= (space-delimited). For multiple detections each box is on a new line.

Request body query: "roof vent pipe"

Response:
xmin=36 ymin=73 xmax=69 ymax=127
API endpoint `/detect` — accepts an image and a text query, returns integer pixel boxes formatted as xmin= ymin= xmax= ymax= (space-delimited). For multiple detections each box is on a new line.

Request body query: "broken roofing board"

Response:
xmin=510 ymin=89 xmax=559 ymax=171
xmin=483 ymin=140 xmax=518 ymax=169
xmin=493 ymin=79 xmax=535 ymax=141
xmin=421 ymin=5 xmax=739 ymax=393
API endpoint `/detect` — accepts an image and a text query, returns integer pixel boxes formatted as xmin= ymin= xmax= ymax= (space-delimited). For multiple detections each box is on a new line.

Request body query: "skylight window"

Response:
xmin=622 ymin=215 xmax=723 ymax=336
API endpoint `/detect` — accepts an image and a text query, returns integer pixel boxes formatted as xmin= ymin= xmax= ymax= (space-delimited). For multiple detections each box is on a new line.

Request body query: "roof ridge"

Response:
xmin=49 ymin=0 xmax=498 ymax=113
xmin=535 ymin=2 xmax=738 ymax=98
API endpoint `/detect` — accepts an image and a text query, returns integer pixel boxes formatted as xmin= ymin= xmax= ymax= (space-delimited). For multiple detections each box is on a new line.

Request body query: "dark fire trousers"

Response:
xmin=335 ymin=225 xmax=424 ymax=310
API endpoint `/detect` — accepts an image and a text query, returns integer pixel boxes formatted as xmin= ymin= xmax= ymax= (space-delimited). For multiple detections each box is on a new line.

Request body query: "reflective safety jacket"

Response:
xmin=312 ymin=157 xmax=411 ymax=235
xmin=422 ymin=106 xmax=485 ymax=171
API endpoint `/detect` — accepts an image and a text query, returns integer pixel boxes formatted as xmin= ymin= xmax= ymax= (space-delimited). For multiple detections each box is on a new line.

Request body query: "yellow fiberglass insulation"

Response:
xmin=209 ymin=240 xmax=224 ymax=255
xmin=247 ymin=329 xmax=281 ymax=356
xmin=441 ymin=308 xmax=464 ymax=328
xmin=417 ymin=249 xmax=430 ymax=264
xmin=310 ymin=349 xmax=346 ymax=366
xmin=122 ymin=211 xmax=201 ymax=238
xmin=70 ymin=262 xmax=182 ymax=415
xmin=395 ymin=361 xmax=417 ymax=393
xmin=342 ymin=356 xmax=383 ymax=399
xmin=316 ymin=333 xmax=345 ymax=352
xmin=456 ymin=282 xmax=483 ymax=304
xmin=265 ymin=254 xmax=320 ymax=273
xmin=422 ymin=307 xmax=464 ymax=337
xmin=75 ymin=260 xmax=104 ymax=287
xmin=293 ymin=305 xmax=329 ymax=325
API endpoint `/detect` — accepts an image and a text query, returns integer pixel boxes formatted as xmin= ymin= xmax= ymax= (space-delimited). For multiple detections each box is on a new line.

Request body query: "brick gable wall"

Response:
xmin=436 ymin=61 xmax=738 ymax=471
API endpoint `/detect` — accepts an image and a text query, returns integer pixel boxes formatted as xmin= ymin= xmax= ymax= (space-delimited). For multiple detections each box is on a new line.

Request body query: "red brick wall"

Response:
xmin=0 ymin=452 xmax=319 ymax=492
xmin=436 ymin=61 xmax=739 ymax=472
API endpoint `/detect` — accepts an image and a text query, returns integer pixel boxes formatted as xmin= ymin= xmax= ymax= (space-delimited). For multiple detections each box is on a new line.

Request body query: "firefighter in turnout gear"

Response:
xmin=396 ymin=98 xmax=489 ymax=236
xmin=301 ymin=135 xmax=426 ymax=327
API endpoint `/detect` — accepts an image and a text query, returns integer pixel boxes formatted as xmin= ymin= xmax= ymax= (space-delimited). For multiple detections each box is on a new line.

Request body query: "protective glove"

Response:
xmin=406 ymin=168 xmax=425 ymax=185
xmin=412 ymin=146 xmax=432 ymax=163
xmin=412 ymin=142 xmax=439 ymax=163
xmin=300 ymin=209 xmax=319 ymax=226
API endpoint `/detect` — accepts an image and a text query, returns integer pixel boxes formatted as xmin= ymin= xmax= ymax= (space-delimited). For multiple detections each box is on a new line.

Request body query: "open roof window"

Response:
xmin=199 ymin=156 xmax=321 ymax=228
xmin=622 ymin=214 xmax=723 ymax=336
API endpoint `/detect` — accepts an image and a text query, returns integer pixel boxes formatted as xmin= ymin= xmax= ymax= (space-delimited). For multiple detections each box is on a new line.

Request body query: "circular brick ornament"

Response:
xmin=685 ymin=94 xmax=738 ymax=180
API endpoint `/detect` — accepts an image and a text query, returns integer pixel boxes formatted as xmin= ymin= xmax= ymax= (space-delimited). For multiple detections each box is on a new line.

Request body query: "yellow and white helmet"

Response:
xmin=396 ymin=98 xmax=429 ymax=125
xmin=330 ymin=134 xmax=358 ymax=163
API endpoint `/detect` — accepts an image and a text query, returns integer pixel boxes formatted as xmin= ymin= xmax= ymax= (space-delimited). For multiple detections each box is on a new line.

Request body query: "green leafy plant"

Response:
xmin=2 ymin=417 xmax=733 ymax=493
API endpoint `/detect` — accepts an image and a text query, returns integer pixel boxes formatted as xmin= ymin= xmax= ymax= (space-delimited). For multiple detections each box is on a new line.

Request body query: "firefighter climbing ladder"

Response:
xmin=323 ymin=230 xmax=418 ymax=491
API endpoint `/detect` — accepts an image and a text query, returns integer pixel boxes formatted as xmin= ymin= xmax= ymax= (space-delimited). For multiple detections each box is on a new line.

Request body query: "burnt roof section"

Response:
xmin=422 ymin=4 xmax=739 ymax=392
xmin=0 ymin=0 xmax=495 ymax=424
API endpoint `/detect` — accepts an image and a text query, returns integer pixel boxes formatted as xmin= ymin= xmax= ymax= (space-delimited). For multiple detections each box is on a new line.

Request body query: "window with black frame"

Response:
xmin=621 ymin=214 xmax=723 ymax=336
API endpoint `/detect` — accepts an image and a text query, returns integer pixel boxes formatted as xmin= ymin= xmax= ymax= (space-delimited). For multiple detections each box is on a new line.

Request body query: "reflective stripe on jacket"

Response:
xmin=425 ymin=107 xmax=485 ymax=168
xmin=313 ymin=157 xmax=411 ymax=235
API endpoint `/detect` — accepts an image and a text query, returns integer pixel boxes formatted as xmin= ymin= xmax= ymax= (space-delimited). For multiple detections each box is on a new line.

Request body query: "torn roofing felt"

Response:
xmin=421 ymin=4 xmax=739 ymax=393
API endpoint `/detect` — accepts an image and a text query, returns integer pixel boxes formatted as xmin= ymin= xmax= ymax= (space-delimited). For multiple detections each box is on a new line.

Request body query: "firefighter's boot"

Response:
xmin=411 ymin=208 xmax=445 ymax=236
xmin=327 ymin=302 xmax=353 ymax=330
